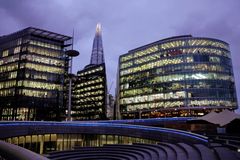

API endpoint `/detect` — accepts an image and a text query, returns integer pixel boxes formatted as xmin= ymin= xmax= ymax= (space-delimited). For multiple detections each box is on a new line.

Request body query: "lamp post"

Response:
xmin=65 ymin=50 xmax=79 ymax=121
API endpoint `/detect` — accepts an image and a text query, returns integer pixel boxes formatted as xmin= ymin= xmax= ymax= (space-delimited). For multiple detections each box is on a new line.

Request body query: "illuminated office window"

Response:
xmin=14 ymin=47 xmax=21 ymax=54
xmin=2 ymin=50 xmax=9 ymax=57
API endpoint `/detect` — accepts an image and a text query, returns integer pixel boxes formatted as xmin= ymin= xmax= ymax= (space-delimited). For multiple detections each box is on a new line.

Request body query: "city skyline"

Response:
xmin=0 ymin=0 xmax=239 ymax=112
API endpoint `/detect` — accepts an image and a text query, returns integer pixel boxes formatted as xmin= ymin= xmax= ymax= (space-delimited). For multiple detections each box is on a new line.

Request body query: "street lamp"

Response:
xmin=65 ymin=49 xmax=79 ymax=121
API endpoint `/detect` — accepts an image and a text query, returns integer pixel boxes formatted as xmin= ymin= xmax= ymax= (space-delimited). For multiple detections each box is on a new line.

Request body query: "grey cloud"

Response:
xmin=0 ymin=0 xmax=239 ymax=106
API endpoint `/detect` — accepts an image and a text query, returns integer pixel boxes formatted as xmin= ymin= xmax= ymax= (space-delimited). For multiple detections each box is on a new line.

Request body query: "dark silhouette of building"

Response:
xmin=117 ymin=35 xmax=238 ymax=119
xmin=0 ymin=27 xmax=72 ymax=121
xmin=72 ymin=23 xmax=107 ymax=120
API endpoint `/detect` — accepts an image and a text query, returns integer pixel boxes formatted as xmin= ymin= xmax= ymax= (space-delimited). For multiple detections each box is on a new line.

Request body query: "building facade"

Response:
xmin=72 ymin=23 xmax=107 ymax=120
xmin=72 ymin=64 xmax=107 ymax=120
xmin=0 ymin=27 xmax=71 ymax=121
xmin=118 ymin=35 xmax=238 ymax=119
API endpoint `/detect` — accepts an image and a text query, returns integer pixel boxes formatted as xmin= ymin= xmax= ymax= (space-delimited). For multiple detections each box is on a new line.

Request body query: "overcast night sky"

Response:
xmin=0 ymin=0 xmax=239 ymax=111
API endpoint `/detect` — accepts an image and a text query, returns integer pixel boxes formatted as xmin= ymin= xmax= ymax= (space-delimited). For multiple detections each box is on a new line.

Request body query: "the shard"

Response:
xmin=90 ymin=23 xmax=105 ymax=65
xmin=72 ymin=23 xmax=107 ymax=120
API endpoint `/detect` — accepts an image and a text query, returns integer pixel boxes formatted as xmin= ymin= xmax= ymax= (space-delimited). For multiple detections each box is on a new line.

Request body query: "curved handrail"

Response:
xmin=0 ymin=140 xmax=49 ymax=160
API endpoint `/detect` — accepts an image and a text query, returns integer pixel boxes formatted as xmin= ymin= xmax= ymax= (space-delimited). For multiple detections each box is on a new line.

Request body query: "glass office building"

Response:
xmin=118 ymin=35 xmax=238 ymax=119
xmin=72 ymin=64 xmax=107 ymax=120
xmin=72 ymin=23 xmax=107 ymax=120
xmin=0 ymin=27 xmax=71 ymax=121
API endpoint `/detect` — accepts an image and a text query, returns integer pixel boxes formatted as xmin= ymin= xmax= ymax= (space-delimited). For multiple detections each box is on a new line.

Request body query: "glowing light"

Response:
xmin=96 ymin=23 xmax=102 ymax=35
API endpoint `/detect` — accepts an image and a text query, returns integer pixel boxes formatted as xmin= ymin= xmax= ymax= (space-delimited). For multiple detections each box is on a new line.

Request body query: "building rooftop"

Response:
xmin=0 ymin=27 xmax=71 ymax=42
xmin=121 ymin=35 xmax=228 ymax=57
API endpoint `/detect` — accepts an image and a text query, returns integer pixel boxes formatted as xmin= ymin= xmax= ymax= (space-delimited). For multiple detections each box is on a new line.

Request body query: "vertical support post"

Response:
xmin=66 ymin=32 xmax=79 ymax=121
xmin=67 ymin=57 xmax=73 ymax=121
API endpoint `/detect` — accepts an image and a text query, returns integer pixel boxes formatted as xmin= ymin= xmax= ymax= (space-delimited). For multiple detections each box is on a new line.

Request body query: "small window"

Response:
xmin=2 ymin=50 xmax=9 ymax=57
xmin=193 ymin=55 xmax=209 ymax=62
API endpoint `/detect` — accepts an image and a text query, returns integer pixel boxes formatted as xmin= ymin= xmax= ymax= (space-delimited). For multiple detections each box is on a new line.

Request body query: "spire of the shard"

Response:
xmin=90 ymin=23 xmax=104 ymax=65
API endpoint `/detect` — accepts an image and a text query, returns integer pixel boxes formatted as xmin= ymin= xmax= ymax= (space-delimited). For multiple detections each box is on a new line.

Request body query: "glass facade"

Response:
xmin=118 ymin=35 xmax=238 ymax=119
xmin=4 ymin=133 xmax=157 ymax=154
xmin=72 ymin=64 xmax=107 ymax=120
xmin=0 ymin=27 xmax=71 ymax=121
